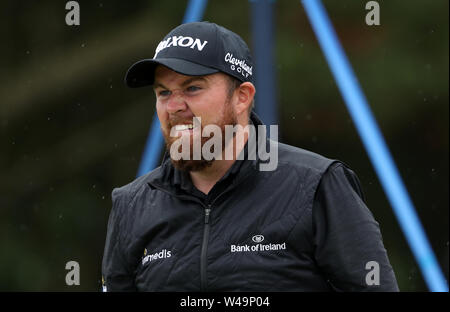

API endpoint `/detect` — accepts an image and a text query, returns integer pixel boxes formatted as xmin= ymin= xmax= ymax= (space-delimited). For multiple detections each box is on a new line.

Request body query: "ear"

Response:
xmin=234 ymin=82 xmax=256 ymax=116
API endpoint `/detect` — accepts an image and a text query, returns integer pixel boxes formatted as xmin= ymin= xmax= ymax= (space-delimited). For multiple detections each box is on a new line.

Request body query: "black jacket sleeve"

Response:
xmin=312 ymin=162 xmax=399 ymax=291
xmin=102 ymin=187 xmax=137 ymax=291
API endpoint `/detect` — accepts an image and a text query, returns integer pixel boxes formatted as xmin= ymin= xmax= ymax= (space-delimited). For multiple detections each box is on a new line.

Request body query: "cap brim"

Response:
xmin=124 ymin=58 xmax=219 ymax=88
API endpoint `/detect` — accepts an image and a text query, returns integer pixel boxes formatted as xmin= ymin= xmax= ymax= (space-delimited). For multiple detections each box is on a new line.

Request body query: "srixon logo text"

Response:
xmin=154 ymin=36 xmax=208 ymax=57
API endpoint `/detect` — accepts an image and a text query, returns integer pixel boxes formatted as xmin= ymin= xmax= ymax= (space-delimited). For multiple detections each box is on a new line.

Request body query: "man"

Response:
xmin=102 ymin=21 xmax=399 ymax=291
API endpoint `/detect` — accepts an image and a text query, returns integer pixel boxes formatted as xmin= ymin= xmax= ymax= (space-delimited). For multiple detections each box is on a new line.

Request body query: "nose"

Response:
xmin=166 ymin=90 xmax=187 ymax=114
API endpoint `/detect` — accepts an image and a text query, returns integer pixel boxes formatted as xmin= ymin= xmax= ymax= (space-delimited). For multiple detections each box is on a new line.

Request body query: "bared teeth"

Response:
xmin=174 ymin=124 xmax=194 ymax=131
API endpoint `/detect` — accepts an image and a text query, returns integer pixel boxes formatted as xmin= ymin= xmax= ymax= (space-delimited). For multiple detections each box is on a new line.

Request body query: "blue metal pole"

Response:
xmin=136 ymin=0 xmax=208 ymax=177
xmin=301 ymin=0 xmax=448 ymax=292
xmin=250 ymin=0 xmax=278 ymax=127
xmin=183 ymin=0 xmax=208 ymax=23
xmin=136 ymin=114 xmax=164 ymax=177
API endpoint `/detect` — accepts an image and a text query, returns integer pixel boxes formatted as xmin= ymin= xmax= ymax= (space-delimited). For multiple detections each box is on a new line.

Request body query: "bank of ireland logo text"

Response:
xmin=231 ymin=235 xmax=286 ymax=253
xmin=252 ymin=235 xmax=264 ymax=243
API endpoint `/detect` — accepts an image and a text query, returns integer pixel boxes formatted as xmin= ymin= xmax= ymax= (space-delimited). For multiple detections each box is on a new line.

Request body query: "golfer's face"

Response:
xmin=153 ymin=65 xmax=233 ymax=145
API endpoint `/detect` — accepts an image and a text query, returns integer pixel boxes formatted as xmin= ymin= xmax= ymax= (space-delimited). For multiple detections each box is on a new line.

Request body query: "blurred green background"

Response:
xmin=0 ymin=0 xmax=448 ymax=291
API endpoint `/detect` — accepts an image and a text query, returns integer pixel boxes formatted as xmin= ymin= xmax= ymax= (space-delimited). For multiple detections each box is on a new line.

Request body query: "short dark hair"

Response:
xmin=225 ymin=75 xmax=255 ymax=116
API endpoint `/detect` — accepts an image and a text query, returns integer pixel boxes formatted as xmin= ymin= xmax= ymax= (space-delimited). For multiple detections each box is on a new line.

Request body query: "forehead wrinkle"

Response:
xmin=154 ymin=75 xmax=209 ymax=90
xmin=181 ymin=76 xmax=208 ymax=87
xmin=153 ymin=81 xmax=167 ymax=90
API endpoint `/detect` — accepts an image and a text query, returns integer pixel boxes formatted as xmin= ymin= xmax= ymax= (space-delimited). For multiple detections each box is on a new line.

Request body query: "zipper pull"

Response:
xmin=204 ymin=206 xmax=211 ymax=224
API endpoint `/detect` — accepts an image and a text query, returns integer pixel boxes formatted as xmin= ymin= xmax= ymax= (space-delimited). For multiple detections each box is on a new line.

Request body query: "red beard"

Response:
xmin=161 ymin=101 xmax=237 ymax=172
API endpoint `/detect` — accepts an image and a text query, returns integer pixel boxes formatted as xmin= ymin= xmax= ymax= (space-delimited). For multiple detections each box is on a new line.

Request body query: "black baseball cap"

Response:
xmin=125 ymin=21 xmax=253 ymax=88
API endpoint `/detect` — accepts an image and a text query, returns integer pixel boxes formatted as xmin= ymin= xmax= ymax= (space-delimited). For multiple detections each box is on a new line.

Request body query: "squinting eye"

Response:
xmin=187 ymin=86 xmax=201 ymax=92
xmin=159 ymin=90 xmax=170 ymax=96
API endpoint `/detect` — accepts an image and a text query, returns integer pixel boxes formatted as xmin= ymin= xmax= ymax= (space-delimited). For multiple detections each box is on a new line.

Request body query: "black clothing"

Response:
xmin=102 ymin=112 xmax=398 ymax=291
